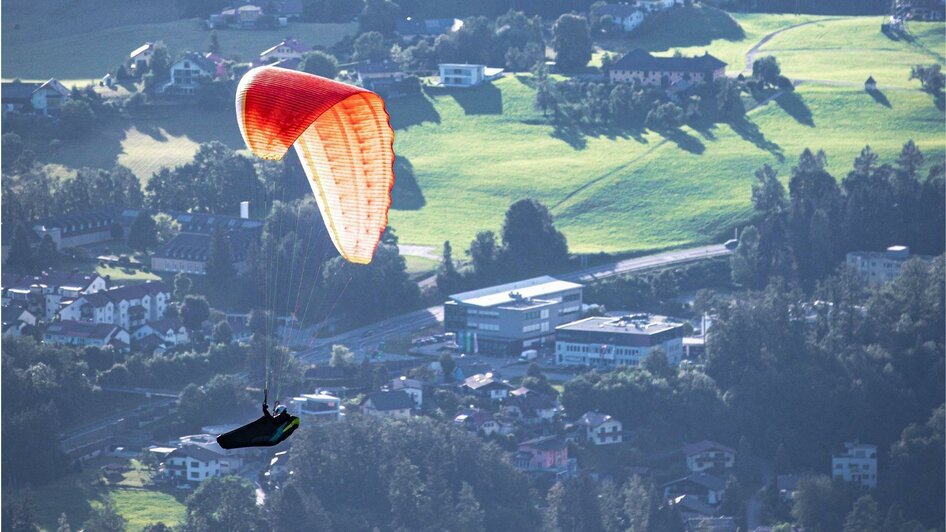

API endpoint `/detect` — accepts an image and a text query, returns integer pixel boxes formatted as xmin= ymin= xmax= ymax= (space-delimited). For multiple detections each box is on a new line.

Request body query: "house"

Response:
xmin=204 ymin=53 xmax=229 ymax=78
xmin=502 ymin=392 xmax=559 ymax=424
xmin=44 ymin=321 xmax=130 ymax=350
xmin=556 ymin=314 xmax=686 ymax=369
xmin=438 ymin=64 xmax=504 ymax=88
xmin=777 ymin=474 xmax=801 ymax=502
xmin=32 ymin=208 xmax=122 ymax=250
xmin=445 ymin=275 xmax=583 ymax=356
xmin=151 ymin=212 xmax=263 ymax=275
xmin=608 ymin=49 xmax=726 ymax=88
xmin=265 ymin=450 xmax=291 ymax=484
xmin=663 ymin=472 xmax=727 ymax=505
xmin=864 ymin=75 xmax=877 ymax=91
xmin=462 ymin=373 xmax=511 ymax=401
xmin=288 ymin=392 xmax=341 ymax=421
xmin=514 ymin=435 xmax=576 ymax=478
xmin=576 ymin=411 xmax=623 ymax=445
xmin=58 ymin=281 xmax=171 ymax=331
xmin=832 ymin=442 xmax=877 ymax=489
xmin=161 ymin=443 xmax=241 ymax=485
xmin=669 ymin=495 xmax=716 ymax=521
xmin=259 ymin=38 xmax=309 ymax=64
xmin=354 ymin=62 xmax=407 ymax=95
xmin=390 ymin=376 xmax=423 ymax=409
xmin=594 ymin=4 xmax=645 ymax=32
xmin=129 ymin=43 xmax=156 ymax=74
xmin=362 ymin=390 xmax=413 ymax=419
xmin=684 ymin=440 xmax=736 ymax=473
xmin=163 ymin=53 xmax=216 ymax=95
xmin=2 ymin=304 xmax=37 ymax=338
xmin=1 ymin=79 xmax=71 ymax=116
xmin=132 ymin=318 xmax=188 ymax=350
xmin=2 ymin=270 xmax=108 ymax=320
xmin=396 ymin=17 xmax=463 ymax=41
xmin=454 ymin=409 xmax=499 ymax=436
xmin=270 ymin=0 xmax=303 ymax=19
xmin=846 ymin=245 xmax=932 ymax=284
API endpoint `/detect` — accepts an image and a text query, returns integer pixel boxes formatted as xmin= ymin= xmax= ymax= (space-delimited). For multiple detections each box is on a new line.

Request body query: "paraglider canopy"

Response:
xmin=236 ymin=66 xmax=395 ymax=265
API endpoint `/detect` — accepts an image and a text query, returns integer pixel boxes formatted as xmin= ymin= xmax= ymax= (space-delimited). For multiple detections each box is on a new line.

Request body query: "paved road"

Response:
xmin=60 ymin=397 xmax=176 ymax=449
xmin=100 ymin=385 xmax=180 ymax=398
xmin=295 ymin=243 xmax=731 ymax=362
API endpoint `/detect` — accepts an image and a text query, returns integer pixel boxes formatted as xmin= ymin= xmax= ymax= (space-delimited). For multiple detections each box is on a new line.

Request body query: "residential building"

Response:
xmin=462 ymin=373 xmax=511 ymax=401
xmin=44 ymin=321 xmax=130 ymax=350
xmin=777 ymin=474 xmax=801 ymax=502
xmin=576 ymin=411 xmax=623 ymax=445
xmin=438 ymin=64 xmax=504 ymax=87
xmin=215 ymin=4 xmax=264 ymax=28
xmin=289 ymin=392 xmax=341 ymax=421
xmin=454 ymin=409 xmax=499 ymax=436
xmin=503 ymin=392 xmax=559 ymax=424
xmin=131 ymin=318 xmax=189 ymax=350
xmin=663 ymin=472 xmax=727 ymax=505
xmin=2 ymin=270 xmax=108 ymax=320
xmin=32 ymin=209 xmax=120 ymax=250
xmin=151 ymin=212 xmax=263 ymax=275
xmin=129 ymin=43 xmax=156 ymax=74
xmin=259 ymin=38 xmax=308 ymax=64
xmin=2 ymin=304 xmax=37 ymax=338
xmin=396 ymin=17 xmax=463 ymax=41
xmin=362 ymin=390 xmax=413 ymax=419
xmin=1 ymin=79 xmax=71 ymax=116
xmin=444 ymin=275 xmax=583 ymax=356
xmin=684 ymin=440 xmax=736 ymax=473
xmin=514 ymin=435 xmax=576 ymax=479
xmin=846 ymin=245 xmax=932 ymax=284
xmin=595 ymin=4 xmax=645 ymax=32
xmin=832 ymin=442 xmax=877 ymax=489
xmin=555 ymin=314 xmax=686 ymax=368
xmin=161 ymin=442 xmax=241 ymax=485
xmin=390 ymin=376 xmax=423 ymax=409
xmin=608 ymin=49 xmax=726 ymax=88
xmin=58 ymin=281 xmax=171 ymax=331
xmin=670 ymin=495 xmax=716 ymax=522
xmin=164 ymin=53 xmax=216 ymax=95
xmin=354 ymin=62 xmax=407 ymax=95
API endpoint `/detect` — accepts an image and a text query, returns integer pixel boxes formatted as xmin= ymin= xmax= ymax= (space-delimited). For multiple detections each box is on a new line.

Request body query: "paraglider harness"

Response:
xmin=217 ymin=389 xmax=300 ymax=450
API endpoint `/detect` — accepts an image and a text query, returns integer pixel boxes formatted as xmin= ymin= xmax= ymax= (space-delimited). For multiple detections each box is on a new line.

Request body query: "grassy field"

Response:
xmin=2 ymin=18 xmax=355 ymax=82
xmin=28 ymin=458 xmax=186 ymax=531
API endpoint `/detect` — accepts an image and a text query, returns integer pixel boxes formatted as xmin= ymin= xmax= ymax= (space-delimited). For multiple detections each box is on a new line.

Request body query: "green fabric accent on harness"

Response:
xmin=269 ymin=417 xmax=300 ymax=443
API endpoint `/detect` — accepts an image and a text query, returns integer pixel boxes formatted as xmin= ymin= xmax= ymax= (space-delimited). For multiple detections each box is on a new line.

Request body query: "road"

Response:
xmin=295 ymin=243 xmax=731 ymax=362
xmin=60 ymin=397 xmax=176 ymax=449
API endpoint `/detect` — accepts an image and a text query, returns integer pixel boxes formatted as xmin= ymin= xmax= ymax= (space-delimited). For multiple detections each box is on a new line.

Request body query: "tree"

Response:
xmin=552 ymin=14 xmax=592 ymax=71
xmin=843 ymin=495 xmax=881 ymax=532
xmin=468 ymin=230 xmax=501 ymax=281
xmin=330 ymin=344 xmax=354 ymax=368
xmin=439 ymin=352 xmax=456 ymax=383
xmin=642 ymin=347 xmax=674 ymax=380
xmin=34 ymin=234 xmax=60 ymax=269
xmin=791 ymin=475 xmax=851 ymax=532
xmin=436 ymin=240 xmax=461 ymax=294
xmin=142 ymin=524 xmax=173 ymax=532
xmin=208 ymin=29 xmax=220 ymax=54
xmin=56 ymin=513 xmax=72 ymax=532
xmin=732 ymin=225 xmax=764 ymax=288
xmin=153 ymin=213 xmax=181 ymax=245
xmin=909 ymin=63 xmax=944 ymax=95
xmin=174 ymin=272 xmax=193 ymax=300
xmin=301 ymin=51 xmax=339 ymax=78
xmin=500 ymin=199 xmax=569 ymax=275
xmin=353 ymin=31 xmax=389 ymax=61
xmin=180 ymin=295 xmax=211 ymax=331
xmin=645 ymin=101 xmax=684 ymax=130
xmin=149 ymin=42 xmax=171 ymax=81
xmin=622 ymin=475 xmax=655 ymax=532
xmin=453 ymin=481 xmax=485 ymax=532
xmin=5 ymin=222 xmax=35 ymax=273
xmin=205 ymin=226 xmax=236 ymax=292
xmin=359 ymin=0 xmax=400 ymax=36
xmin=128 ymin=211 xmax=158 ymax=251
xmin=213 ymin=320 xmax=234 ymax=344
xmin=788 ymin=149 xmax=841 ymax=283
xmin=82 ymin=501 xmax=126 ymax=532
xmin=58 ymin=100 xmax=95 ymax=139
xmin=184 ymin=475 xmax=260 ymax=531
xmin=752 ymin=55 xmax=782 ymax=87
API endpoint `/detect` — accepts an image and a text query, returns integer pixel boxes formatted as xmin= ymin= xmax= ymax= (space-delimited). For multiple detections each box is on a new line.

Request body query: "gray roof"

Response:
xmin=364 ymin=390 xmax=414 ymax=411
xmin=519 ymin=435 xmax=567 ymax=451
xmin=463 ymin=373 xmax=509 ymax=391
xmin=45 ymin=320 xmax=121 ymax=340
xmin=665 ymin=472 xmax=727 ymax=492
xmin=577 ymin=411 xmax=614 ymax=428
xmin=2 ymin=270 xmax=102 ymax=292
xmin=449 ymin=275 xmax=581 ymax=308
xmin=610 ymin=49 xmax=727 ymax=73
xmin=80 ymin=281 xmax=169 ymax=308
xmin=557 ymin=314 xmax=684 ymax=335
xmin=684 ymin=440 xmax=735 ymax=457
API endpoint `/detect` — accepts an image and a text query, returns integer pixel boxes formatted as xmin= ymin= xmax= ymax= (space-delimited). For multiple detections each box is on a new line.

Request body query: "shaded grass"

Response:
xmin=95 ymin=264 xmax=162 ymax=283
xmin=2 ymin=18 xmax=355 ymax=81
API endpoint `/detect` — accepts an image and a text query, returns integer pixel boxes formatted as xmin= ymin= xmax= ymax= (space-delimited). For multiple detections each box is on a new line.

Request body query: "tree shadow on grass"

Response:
xmin=730 ymin=116 xmax=784 ymax=162
xmin=387 ymin=92 xmax=441 ymax=130
xmin=776 ymin=91 xmax=814 ymax=127
xmin=867 ymin=88 xmax=892 ymax=108
xmin=659 ymin=127 xmax=705 ymax=155
xmin=542 ymin=119 xmax=650 ymax=150
xmin=427 ymin=83 xmax=503 ymax=115
xmin=630 ymin=5 xmax=746 ymax=52
xmin=391 ymin=156 xmax=425 ymax=210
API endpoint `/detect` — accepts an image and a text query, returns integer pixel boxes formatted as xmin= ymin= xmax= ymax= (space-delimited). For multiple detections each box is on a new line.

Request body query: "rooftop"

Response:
xmin=610 ymin=49 xmax=727 ymax=73
xmin=364 ymin=390 xmax=414 ymax=411
xmin=449 ymin=275 xmax=581 ymax=308
xmin=519 ymin=435 xmax=567 ymax=452
xmin=577 ymin=411 xmax=615 ymax=428
xmin=463 ymin=372 xmax=508 ymax=390
xmin=684 ymin=439 xmax=735 ymax=457
xmin=46 ymin=320 xmax=121 ymax=340
xmin=556 ymin=314 xmax=683 ymax=335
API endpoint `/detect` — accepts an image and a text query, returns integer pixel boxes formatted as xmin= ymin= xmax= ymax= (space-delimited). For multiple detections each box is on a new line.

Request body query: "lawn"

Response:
xmin=28 ymin=458 xmax=186 ymax=532
xmin=2 ymin=18 xmax=355 ymax=82
xmin=404 ymin=254 xmax=440 ymax=278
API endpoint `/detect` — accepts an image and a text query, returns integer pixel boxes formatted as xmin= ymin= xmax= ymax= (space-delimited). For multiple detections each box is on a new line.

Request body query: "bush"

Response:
xmin=58 ymin=99 xmax=96 ymax=139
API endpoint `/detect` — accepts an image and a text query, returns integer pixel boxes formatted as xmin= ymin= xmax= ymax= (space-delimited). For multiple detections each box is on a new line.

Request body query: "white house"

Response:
xmin=595 ymin=4 xmax=645 ymax=32
xmin=288 ymin=392 xmax=341 ymax=421
xmin=2 ymin=304 xmax=37 ymax=338
xmin=663 ymin=472 xmax=727 ymax=506
xmin=390 ymin=376 xmax=423 ymax=409
xmin=462 ymin=373 xmax=511 ymax=401
xmin=162 ymin=442 xmax=242 ymax=485
xmin=832 ymin=442 xmax=877 ymax=489
xmin=438 ymin=64 xmax=504 ymax=88
xmin=2 ymin=271 xmax=108 ymax=320
xmin=362 ymin=390 xmax=413 ymax=419
xmin=131 ymin=318 xmax=189 ymax=349
xmin=2 ymin=79 xmax=71 ymax=116
xmin=576 ymin=411 xmax=623 ymax=445
xmin=58 ymin=281 xmax=170 ymax=332
xmin=259 ymin=38 xmax=308 ymax=64
xmin=129 ymin=42 xmax=156 ymax=74
xmin=684 ymin=440 xmax=736 ymax=472
xmin=164 ymin=53 xmax=216 ymax=95
xmin=454 ymin=409 xmax=500 ymax=437
xmin=44 ymin=321 xmax=130 ymax=350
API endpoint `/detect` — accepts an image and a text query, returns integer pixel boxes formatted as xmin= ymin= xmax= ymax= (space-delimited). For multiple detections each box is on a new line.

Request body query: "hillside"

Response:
xmin=6 ymin=7 xmax=945 ymax=255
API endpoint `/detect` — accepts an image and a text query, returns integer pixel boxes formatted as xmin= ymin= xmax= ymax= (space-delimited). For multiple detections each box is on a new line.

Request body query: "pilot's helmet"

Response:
xmin=274 ymin=405 xmax=287 ymax=416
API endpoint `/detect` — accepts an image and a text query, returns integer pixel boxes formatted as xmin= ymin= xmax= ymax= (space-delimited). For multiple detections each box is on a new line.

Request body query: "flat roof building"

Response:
xmin=846 ymin=245 xmax=933 ymax=284
xmin=555 ymin=314 xmax=685 ymax=369
xmin=444 ymin=276 xmax=583 ymax=356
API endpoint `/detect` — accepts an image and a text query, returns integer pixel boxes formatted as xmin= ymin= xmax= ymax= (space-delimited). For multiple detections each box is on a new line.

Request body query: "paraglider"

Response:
xmin=217 ymin=391 xmax=300 ymax=449
xmin=235 ymin=65 xmax=395 ymax=265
